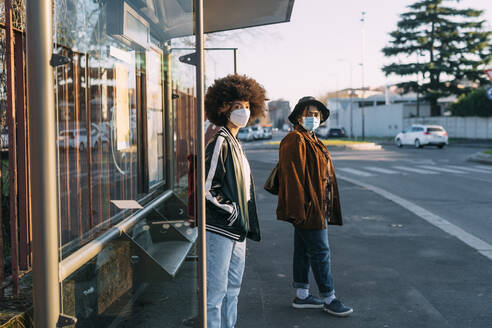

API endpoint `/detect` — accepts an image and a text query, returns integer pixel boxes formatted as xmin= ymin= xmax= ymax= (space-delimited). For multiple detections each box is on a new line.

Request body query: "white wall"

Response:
xmin=404 ymin=116 xmax=492 ymax=139
xmin=328 ymin=101 xmax=492 ymax=139
xmin=328 ymin=103 xmax=404 ymax=137
xmin=402 ymin=103 xmax=431 ymax=118
xmin=364 ymin=105 xmax=404 ymax=137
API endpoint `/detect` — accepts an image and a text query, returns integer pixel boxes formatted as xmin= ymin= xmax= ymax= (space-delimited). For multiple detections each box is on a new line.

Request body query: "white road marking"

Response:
xmin=418 ymin=165 xmax=467 ymax=174
xmin=392 ymin=165 xmax=438 ymax=174
xmin=338 ymin=168 xmax=375 ymax=177
xmin=365 ymin=166 xmax=399 ymax=174
xmin=403 ymin=159 xmax=436 ymax=165
xmin=338 ymin=174 xmax=492 ymax=261
xmin=446 ymin=165 xmax=492 ymax=174
xmin=473 ymin=165 xmax=492 ymax=171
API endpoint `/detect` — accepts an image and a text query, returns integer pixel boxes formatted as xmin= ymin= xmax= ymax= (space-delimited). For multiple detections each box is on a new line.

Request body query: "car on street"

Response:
xmin=316 ymin=126 xmax=346 ymax=138
xmin=263 ymin=126 xmax=273 ymax=139
xmin=251 ymin=125 xmax=264 ymax=140
xmin=90 ymin=123 xmax=110 ymax=151
xmin=57 ymin=129 xmax=85 ymax=151
xmin=395 ymin=124 xmax=448 ymax=148
xmin=237 ymin=127 xmax=255 ymax=142
xmin=57 ymin=126 xmax=110 ymax=151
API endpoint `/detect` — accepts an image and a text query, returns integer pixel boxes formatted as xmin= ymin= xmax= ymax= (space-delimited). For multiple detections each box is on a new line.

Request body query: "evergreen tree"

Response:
xmin=382 ymin=0 xmax=492 ymax=116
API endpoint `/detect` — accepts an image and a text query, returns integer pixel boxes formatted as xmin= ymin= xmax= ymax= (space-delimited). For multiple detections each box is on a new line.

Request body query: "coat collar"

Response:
xmin=294 ymin=125 xmax=330 ymax=159
xmin=294 ymin=125 xmax=318 ymax=144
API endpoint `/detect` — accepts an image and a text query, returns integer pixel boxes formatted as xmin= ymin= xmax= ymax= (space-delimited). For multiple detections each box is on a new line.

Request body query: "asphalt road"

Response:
xmin=238 ymin=141 xmax=492 ymax=328
xmin=332 ymin=146 xmax=492 ymax=245
xmin=246 ymin=141 xmax=492 ymax=247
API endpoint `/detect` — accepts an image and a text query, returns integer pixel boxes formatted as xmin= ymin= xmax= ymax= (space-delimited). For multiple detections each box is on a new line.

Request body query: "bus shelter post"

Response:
xmin=26 ymin=0 xmax=60 ymax=327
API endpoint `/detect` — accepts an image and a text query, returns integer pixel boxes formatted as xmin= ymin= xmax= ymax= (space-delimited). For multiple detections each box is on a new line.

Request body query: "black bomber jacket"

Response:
xmin=204 ymin=127 xmax=261 ymax=242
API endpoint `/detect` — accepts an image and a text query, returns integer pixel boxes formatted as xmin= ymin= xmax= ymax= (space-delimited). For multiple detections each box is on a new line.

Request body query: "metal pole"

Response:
xmin=26 ymin=0 xmax=60 ymax=327
xmin=361 ymin=11 xmax=366 ymax=141
xmin=195 ymin=0 xmax=207 ymax=327
xmin=5 ymin=0 xmax=19 ymax=296
xmin=335 ymin=77 xmax=339 ymax=127
xmin=233 ymin=48 xmax=237 ymax=74
xmin=348 ymin=61 xmax=353 ymax=138
xmin=163 ymin=45 xmax=175 ymax=191
xmin=416 ymin=51 xmax=421 ymax=117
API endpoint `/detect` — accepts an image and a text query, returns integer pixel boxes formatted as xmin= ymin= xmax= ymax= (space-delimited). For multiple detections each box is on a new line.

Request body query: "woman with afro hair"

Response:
xmin=203 ymin=74 xmax=266 ymax=328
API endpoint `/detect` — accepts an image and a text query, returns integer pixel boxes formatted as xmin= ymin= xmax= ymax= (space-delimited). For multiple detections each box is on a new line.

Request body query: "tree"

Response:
xmin=450 ymin=88 xmax=492 ymax=116
xmin=382 ymin=0 xmax=492 ymax=116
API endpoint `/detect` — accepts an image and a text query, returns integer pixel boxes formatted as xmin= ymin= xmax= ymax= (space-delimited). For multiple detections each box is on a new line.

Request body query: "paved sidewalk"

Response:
xmin=238 ymin=159 xmax=492 ymax=328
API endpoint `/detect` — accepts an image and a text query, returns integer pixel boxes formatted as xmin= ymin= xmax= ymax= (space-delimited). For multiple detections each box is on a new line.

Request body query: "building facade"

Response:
xmin=268 ymin=99 xmax=291 ymax=129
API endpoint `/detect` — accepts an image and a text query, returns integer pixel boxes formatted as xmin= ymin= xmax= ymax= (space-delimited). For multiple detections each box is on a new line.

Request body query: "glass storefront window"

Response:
xmin=54 ymin=0 xmax=199 ymax=326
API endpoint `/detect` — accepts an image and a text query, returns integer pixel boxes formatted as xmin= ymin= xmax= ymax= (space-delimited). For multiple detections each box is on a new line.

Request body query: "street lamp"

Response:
xmin=338 ymin=58 xmax=353 ymax=138
xmin=360 ymin=10 xmax=366 ymax=140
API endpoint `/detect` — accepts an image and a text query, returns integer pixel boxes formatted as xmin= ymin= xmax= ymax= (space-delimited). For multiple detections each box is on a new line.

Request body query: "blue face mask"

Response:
xmin=301 ymin=117 xmax=320 ymax=131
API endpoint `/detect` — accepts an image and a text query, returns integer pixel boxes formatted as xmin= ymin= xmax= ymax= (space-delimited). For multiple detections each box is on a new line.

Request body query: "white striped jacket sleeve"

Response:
xmin=204 ymin=136 xmax=238 ymax=226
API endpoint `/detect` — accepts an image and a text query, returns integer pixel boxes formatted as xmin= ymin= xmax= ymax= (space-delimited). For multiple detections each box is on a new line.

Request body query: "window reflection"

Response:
xmin=54 ymin=0 xmax=199 ymax=326
xmin=147 ymin=46 xmax=164 ymax=187
xmin=55 ymin=43 xmax=138 ymax=248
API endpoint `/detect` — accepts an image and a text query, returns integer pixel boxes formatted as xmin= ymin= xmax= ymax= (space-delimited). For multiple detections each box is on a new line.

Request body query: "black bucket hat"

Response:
xmin=288 ymin=96 xmax=330 ymax=125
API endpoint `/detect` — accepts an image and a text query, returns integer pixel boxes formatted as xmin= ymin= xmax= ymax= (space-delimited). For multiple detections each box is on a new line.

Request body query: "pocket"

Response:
xmin=226 ymin=202 xmax=238 ymax=226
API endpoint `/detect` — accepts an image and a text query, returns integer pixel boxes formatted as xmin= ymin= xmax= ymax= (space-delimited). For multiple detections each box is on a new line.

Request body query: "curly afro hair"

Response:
xmin=205 ymin=74 xmax=267 ymax=127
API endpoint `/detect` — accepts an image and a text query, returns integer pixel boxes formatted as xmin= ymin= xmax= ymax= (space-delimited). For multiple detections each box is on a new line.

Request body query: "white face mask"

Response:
xmin=229 ymin=108 xmax=250 ymax=128
xmin=301 ymin=117 xmax=320 ymax=131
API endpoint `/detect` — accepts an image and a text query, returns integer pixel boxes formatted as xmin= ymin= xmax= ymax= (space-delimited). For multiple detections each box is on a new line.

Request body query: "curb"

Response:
xmin=345 ymin=143 xmax=382 ymax=150
xmin=243 ymin=142 xmax=382 ymax=151
xmin=467 ymin=152 xmax=492 ymax=165
xmin=375 ymin=141 xmax=492 ymax=149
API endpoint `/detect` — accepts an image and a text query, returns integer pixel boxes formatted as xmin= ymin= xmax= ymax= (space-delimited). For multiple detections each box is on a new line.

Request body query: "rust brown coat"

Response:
xmin=276 ymin=126 xmax=343 ymax=229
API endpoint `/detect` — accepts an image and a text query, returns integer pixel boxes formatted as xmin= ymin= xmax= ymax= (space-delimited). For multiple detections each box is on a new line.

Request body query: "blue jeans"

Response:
xmin=292 ymin=227 xmax=335 ymax=298
xmin=206 ymin=231 xmax=246 ymax=328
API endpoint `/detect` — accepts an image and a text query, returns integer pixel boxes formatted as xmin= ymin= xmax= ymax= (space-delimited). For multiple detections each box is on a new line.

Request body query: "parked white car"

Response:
xmin=395 ymin=124 xmax=448 ymax=148
xmin=237 ymin=127 xmax=255 ymax=142
xmin=251 ymin=125 xmax=264 ymax=140
xmin=57 ymin=126 xmax=109 ymax=151
xmin=316 ymin=126 xmax=346 ymax=139
xmin=263 ymin=126 xmax=273 ymax=139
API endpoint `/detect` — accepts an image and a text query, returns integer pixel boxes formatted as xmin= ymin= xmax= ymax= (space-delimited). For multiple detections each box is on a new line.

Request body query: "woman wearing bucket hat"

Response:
xmin=276 ymin=96 xmax=353 ymax=316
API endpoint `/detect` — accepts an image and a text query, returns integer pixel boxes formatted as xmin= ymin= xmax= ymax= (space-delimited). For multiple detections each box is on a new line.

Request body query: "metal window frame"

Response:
xmin=195 ymin=0 xmax=207 ymax=326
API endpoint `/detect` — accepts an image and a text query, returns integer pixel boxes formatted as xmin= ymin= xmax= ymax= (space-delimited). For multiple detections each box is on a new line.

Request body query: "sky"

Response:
xmin=203 ymin=0 xmax=492 ymax=107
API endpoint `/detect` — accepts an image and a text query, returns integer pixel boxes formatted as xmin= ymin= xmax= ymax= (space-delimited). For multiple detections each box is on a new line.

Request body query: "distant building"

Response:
xmin=268 ymin=99 xmax=291 ymax=129
xmin=324 ymin=85 xmax=456 ymax=137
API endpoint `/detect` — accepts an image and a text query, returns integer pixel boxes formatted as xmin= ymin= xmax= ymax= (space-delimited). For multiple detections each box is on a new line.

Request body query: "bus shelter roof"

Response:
xmin=131 ymin=0 xmax=294 ymax=40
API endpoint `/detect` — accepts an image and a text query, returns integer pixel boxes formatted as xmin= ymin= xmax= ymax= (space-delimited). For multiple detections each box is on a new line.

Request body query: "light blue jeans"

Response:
xmin=206 ymin=231 xmax=246 ymax=328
